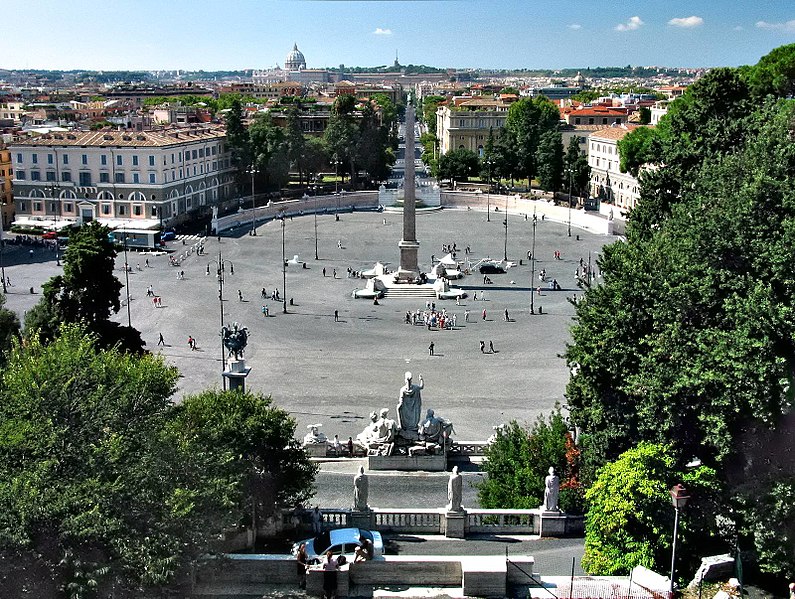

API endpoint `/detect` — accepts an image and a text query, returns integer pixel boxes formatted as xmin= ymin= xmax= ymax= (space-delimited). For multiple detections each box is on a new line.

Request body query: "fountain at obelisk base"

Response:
xmin=352 ymin=104 xmax=466 ymax=300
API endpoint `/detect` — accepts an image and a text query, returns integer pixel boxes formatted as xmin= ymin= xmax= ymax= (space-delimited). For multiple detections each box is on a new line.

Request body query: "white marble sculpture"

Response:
xmin=397 ymin=371 xmax=423 ymax=441
xmin=542 ymin=466 xmax=560 ymax=512
xmin=447 ymin=466 xmax=464 ymax=513
xmin=418 ymin=408 xmax=454 ymax=445
xmin=303 ymin=424 xmax=328 ymax=445
xmin=353 ymin=465 xmax=370 ymax=511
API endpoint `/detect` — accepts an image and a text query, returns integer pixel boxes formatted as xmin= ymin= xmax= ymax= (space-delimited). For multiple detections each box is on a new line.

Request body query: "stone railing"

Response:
xmin=270 ymin=506 xmax=583 ymax=539
xmin=467 ymin=509 xmax=538 ymax=535
xmin=305 ymin=440 xmax=488 ymax=459
xmin=373 ymin=508 xmax=442 ymax=534
xmin=213 ymin=191 xmax=380 ymax=233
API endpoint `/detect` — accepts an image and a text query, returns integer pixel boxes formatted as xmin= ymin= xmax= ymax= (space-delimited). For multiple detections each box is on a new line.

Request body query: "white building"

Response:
xmin=588 ymin=125 xmax=646 ymax=211
xmin=9 ymin=125 xmax=236 ymax=229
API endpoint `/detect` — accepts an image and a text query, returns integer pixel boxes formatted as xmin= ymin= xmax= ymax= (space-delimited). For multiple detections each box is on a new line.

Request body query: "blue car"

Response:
xmin=291 ymin=528 xmax=384 ymax=562
xmin=161 ymin=231 xmax=176 ymax=242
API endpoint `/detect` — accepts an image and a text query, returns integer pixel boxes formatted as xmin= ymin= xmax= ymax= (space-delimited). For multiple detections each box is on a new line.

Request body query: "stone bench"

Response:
xmin=350 ymin=555 xmax=463 ymax=587
xmin=461 ymin=556 xmax=506 ymax=597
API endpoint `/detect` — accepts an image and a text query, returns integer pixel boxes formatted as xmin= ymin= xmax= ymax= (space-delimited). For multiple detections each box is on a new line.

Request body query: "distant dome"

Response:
xmin=285 ymin=43 xmax=306 ymax=71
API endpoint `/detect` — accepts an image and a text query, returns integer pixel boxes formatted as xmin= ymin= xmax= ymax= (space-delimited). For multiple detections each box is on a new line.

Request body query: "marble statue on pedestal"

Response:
xmin=418 ymin=408 xmax=454 ymax=445
xmin=303 ymin=424 xmax=328 ymax=445
xmin=353 ymin=465 xmax=369 ymax=511
xmin=447 ymin=466 xmax=464 ymax=513
xmin=542 ymin=466 xmax=560 ymax=512
xmin=397 ymin=372 xmax=423 ymax=441
xmin=355 ymin=409 xmax=397 ymax=453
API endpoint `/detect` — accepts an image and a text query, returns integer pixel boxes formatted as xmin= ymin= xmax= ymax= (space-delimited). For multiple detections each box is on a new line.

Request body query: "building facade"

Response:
xmin=436 ymin=98 xmax=514 ymax=155
xmin=588 ymin=125 xmax=645 ymax=211
xmin=0 ymin=145 xmax=13 ymax=229
xmin=9 ymin=126 xmax=236 ymax=229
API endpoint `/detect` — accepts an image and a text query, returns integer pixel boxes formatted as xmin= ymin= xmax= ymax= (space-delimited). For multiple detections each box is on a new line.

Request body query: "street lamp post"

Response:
xmin=567 ymin=167 xmax=573 ymax=238
xmin=503 ymin=193 xmax=509 ymax=261
xmin=248 ymin=165 xmax=259 ymax=236
xmin=209 ymin=252 xmax=234 ymax=389
xmin=530 ymin=209 xmax=537 ymax=314
xmin=0 ymin=203 xmax=7 ymax=294
xmin=669 ymin=484 xmax=690 ymax=593
xmin=280 ymin=215 xmax=287 ymax=313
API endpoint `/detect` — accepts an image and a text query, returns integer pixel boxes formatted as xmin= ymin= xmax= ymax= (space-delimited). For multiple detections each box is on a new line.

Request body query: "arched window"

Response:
xmin=59 ymin=190 xmax=77 ymax=199
xmin=128 ymin=191 xmax=146 ymax=202
xmin=97 ymin=191 xmax=114 ymax=201
xmin=29 ymin=189 xmax=46 ymax=198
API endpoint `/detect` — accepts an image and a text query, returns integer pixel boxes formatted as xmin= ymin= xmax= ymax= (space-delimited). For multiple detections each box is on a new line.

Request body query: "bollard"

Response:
xmin=519 ymin=259 xmax=523 ymax=265
xmin=576 ymin=234 xmax=580 ymax=241
xmin=538 ymin=306 xmax=543 ymax=314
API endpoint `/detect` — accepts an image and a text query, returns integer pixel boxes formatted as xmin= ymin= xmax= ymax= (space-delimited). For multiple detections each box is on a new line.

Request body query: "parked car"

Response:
xmin=479 ymin=262 xmax=506 ymax=274
xmin=161 ymin=230 xmax=176 ymax=242
xmin=42 ymin=231 xmax=58 ymax=240
xmin=291 ymin=528 xmax=383 ymax=562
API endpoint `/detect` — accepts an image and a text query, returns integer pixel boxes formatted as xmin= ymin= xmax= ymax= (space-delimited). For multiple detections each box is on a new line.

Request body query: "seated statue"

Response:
xmin=303 ymin=424 xmax=328 ymax=446
xmin=355 ymin=409 xmax=397 ymax=449
xmin=418 ymin=408 xmax=454 ymax=445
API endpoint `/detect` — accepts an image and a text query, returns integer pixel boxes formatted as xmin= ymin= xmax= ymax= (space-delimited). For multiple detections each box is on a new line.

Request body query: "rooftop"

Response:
xmin=11 ymin=126 xmax=226 ymax=148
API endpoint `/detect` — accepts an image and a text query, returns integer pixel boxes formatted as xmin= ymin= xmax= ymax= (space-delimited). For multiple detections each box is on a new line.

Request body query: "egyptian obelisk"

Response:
xmin=397 ymin=104 xmax=420 ymax=280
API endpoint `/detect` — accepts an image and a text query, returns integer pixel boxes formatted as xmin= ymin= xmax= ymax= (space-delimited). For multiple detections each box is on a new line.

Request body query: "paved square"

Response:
xmin=3 ymin=207 xmax=608 ymax=443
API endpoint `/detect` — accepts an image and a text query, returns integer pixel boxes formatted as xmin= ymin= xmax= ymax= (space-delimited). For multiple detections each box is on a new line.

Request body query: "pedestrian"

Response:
xmin=333 ymin=268 xmax=337 ymax=279
xmin=158 ymin=332 xmax=165 ymax=346
xmin=157 ymin=296 xmax=162 ymax=308
xmin=464 ymin=309 xmax=470 ymax=322
xmin=456 ymin=297 xmax=460 ymax=306
xmin=428 ymin=341 xmax=435 ymax=356
xmin=230 ymin=264 xmax=234 ymax=275
xmin=473 ymin=291 xmax=478 ymax=301
xmin=261 ymin=287 xmax=267 ymax=298
xmin=334 ymin=309 xmax=339 ymax=322
xmin=206 ymin=264 xmax=210 ymax=276
xmin=480 ymin=340 xmax=485 ymax=353
xmin=482 ymin=308 xmax=487 ymax=320
xmin=489 ymin=340 xmax=495 ymax=353
xmin=312 ymin=506 xmax=323 ymax=534
xmin=145 ymin=258 xmax=150 ymax=268
xmin=323 ymin=267 xmax=326 ymax=277
xmin=296 ymin=543 xmax=309 ymax=590
xmin=238 ymin=289 xmax=243 ymax=301
xmin=332 ymin=435 xmax=341 ymax=456
xmin=337 ymin=240 xmax=342 ymax=249
xmin=321 ymin=550 xmax=338 ymax=599
xmin=452 ymin=314 xmax=457 ymax=328
xmin=347 ymin=436 xmax=354 ymax=456
xmin=504 ymin=309 xmax=509 ymax=321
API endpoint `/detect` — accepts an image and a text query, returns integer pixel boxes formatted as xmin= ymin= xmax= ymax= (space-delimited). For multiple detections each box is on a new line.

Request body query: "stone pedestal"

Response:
xmin=302 ymin=443 xmax=328 ymax=457
xmin=350 ymin=510 xmax=374 ymax=530
xmin=444 ymin=510 xmax=466 ymax=538
xmin=397 ymin=239 xmax=420 ymax=280
xmin=538 ymin=510 xmax=567 ymax=537
xmin=368 ymin=453 xmax=446 ymax=471
xmin=223 ymin=358 xmax=251 ymax=392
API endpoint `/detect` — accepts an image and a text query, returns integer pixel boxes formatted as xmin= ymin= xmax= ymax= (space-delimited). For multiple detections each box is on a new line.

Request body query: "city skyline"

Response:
xmin=1 ymin=0 xmax=793 ymax=72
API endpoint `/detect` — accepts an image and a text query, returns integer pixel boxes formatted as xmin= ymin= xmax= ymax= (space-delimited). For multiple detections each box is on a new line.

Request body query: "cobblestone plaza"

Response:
xmin=4 ymin=206 xmax=609 ymax=444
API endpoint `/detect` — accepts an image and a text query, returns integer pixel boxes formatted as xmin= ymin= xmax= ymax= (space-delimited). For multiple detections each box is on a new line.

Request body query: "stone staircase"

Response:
xmin=381 ymin=285 xmax=438 ymax=300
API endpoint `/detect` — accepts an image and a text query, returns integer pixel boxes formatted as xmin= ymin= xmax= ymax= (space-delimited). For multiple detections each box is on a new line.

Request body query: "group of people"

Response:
xmin=295 ymin=540 xmax=373 ymax=597
xmin=405 ymin=303 xmax=457 ymax=331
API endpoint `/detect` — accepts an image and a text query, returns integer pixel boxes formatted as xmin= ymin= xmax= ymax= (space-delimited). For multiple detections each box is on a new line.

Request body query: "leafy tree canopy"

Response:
xmin=0 ymin=293 xmax=20 ymax=365
xmin=437 ymin=148 xmax=480 ymax=183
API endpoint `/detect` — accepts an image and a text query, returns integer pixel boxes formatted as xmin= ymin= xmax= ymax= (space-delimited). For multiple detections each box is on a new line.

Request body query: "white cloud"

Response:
xmin=373 ymin=27 xmax=393 ymax=36
xmin=568 ymin=23 xmax=582 ymax=30
xmin=734 ymin=25 xmax=744 ymax=31
xmin=668 ymin=16 xmax=704 ymax=28
xmin=615 ymin=16 xmax=644 ymax=32
xmin=755 ymin=20 xmax=795 ymax=31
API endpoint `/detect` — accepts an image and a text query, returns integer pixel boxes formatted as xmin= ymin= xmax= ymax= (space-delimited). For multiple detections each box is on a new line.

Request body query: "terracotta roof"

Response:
xmin=588 ymin=125 xmax=645 ymax=141
xmin=13 ymin=126 xmax=226 ymax=148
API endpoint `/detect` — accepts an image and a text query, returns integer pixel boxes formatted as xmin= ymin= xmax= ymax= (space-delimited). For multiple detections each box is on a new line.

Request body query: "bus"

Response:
xmin=108 ymin=228 xmax=163 ymax=249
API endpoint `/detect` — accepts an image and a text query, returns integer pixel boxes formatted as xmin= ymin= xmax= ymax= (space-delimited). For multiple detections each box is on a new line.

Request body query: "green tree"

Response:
xmin=304 ymin=136 xmax=330 ymax=184
xmin=285 ymin=105 xmax=306 ymax=186
xmin=0 ymin=325 xmax=239 ymax=597
xmin=502 ymin=96 xmax=560 ymax=183
xmin=436 ymin=148 xmax=480 ymax=184
xmin=224 ymin=97 xmax=250 ymax=174
xmin=249 ymin=112 xmax=290 ymax=191
xmin=478 ymin=407 xmax=571 ymax=510
xmin=583 ymin=443 xmax=720 ymax=577
xmin=323 ymin=95 xmax=359 ymax=187
xmin=499 ymin=86 xmax=519 ymax=96
xmin=0 ymin=293 xmax=20 ymax=365
xmin=738 ymin=477 xmax=795 ymax=578
xmin=748 ymin=43 xmax=795 ymax=99
xmin=535 ymin=130 xmax=564 ymax=192
xmin=571 ymin=90 xmax=600 ymax=104
xmin=170 ymin=390 xmax=318 ymax=527
xmin=616 ymin=126 xmax=658 ymax=177
xmin=638 ymin=106 xmax=651 ymax=125
xmin=357 ymin=101 xmax=394 ymax=185
xmin=421 ymin=95 xmax=446 ymax=133
xmin=562 ymin=137 xmax=590 ymax=198
xmin=24 ymin=221 xmax=144 ymax=353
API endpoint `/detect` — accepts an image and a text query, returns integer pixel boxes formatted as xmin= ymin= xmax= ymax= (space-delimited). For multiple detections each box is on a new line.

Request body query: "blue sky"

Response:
xmin=2 ymin=0 xmax=794 ymax=71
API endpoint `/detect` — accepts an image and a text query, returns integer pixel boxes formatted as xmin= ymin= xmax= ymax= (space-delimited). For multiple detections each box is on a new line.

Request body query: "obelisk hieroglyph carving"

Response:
xmin=398 ymin=105 xmax=420 ymax=279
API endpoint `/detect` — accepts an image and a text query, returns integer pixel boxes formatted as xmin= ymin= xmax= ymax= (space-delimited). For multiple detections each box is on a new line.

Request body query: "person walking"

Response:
xmin=321 ymin=550 xmax=338 ymax=599
xmin=158 ymin=333 xmax=165 ymax=346
xmin=206 ymin=264 xmax=210 ymax=276
xmin=238 ymin=289 xmax=243 ymax=302
xmin=323 ymin=267 xmax=326 ymax=277
xmin=480 ymin=340 xmax=485 ymax=353
xmin=482 ymin=308 xmax=487 ymax=321
xmin=295 ymin=543 xmax=309 ymax=590
xmin=464 ymin=309 xmax=470 ymax=322
xmin=428 ymin=341 xmax=435 ymax=356
xmin=334 ymin=309 xmax=339 ymax=322
xmin=489 ymin=340 xmax=495 ymax=353
xmin=504 ymin=308 xmax=509 ymax=321
xmin=261 ymin=287 xmax=267 ymax=299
